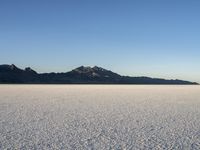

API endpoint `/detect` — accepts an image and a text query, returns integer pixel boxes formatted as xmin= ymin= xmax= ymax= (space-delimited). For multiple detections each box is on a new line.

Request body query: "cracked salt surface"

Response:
xmin=0 ymin=85 xmax=200 ymax=149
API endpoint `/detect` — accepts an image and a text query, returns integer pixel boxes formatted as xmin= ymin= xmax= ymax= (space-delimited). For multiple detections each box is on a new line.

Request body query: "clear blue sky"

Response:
xmin=1 ymin=0 xmax=200 ymax=82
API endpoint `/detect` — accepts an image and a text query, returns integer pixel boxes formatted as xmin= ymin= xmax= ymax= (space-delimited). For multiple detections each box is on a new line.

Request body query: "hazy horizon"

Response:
xmin=1 ymin=0 xmax=200 ymax=82
xmin=0 ymin=63 xmax=198 ymax=84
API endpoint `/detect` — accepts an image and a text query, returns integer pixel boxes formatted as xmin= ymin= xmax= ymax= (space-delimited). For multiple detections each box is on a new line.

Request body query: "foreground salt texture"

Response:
xmin=0 ymin=85 xmax=200 ymax=149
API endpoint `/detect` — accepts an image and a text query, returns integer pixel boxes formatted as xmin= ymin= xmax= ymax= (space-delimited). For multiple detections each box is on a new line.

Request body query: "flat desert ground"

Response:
xmin=0 ymin=85 xmax=200 ymax=149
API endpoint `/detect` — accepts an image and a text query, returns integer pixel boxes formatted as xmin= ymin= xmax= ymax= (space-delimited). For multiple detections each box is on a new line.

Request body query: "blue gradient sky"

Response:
xmin=1 ymin=0 xmax=200 ymax=82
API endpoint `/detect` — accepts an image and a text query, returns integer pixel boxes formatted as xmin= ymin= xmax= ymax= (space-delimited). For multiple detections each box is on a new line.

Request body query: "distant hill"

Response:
xmin=0 ymin=64 xmax=198 ymax=84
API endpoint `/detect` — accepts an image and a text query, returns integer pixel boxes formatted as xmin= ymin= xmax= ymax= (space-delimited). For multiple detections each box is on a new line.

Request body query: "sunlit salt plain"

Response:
xmin=0 ymin=85 xmax=200 ymax=149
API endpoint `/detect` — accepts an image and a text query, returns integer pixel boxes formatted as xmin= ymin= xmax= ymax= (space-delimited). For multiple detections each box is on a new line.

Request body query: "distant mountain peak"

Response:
xmin=0 ymin=64 xmax=37 ymax=74
xmin=70 ymin=65 xmax=121 ymax=79
xmin=92 ymin=66 xmax=107 ymax=72
xmin=73 ymin=66 xmax=93 ymax=73
xmin=73 ymin=66 xmax=111 ymax=73
xmin=25 ymin=67 xmax=37 ymax=74
xmin=10 ymin=64 xmax=19 ymax=70
xmin=0 ymin=64 xmax=23 ymax=73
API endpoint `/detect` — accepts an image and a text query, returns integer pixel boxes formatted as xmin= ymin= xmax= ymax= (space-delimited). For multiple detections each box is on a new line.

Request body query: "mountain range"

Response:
xmin=0 ymin=64 xmax=198 ymax=84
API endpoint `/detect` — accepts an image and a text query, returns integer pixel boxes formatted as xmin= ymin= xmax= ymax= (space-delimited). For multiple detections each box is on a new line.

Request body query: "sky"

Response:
xmin=1 ymin=0 xmax=200 ymax=82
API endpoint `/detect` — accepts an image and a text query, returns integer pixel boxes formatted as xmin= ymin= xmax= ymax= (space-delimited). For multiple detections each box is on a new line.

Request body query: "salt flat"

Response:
xmin=0 ymin=85 xmax=200 ymax=149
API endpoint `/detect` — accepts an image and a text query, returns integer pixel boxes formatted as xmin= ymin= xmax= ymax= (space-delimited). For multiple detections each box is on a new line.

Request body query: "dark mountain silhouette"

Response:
xmin=0 ymin=64 xmax=38 ymax=83
xmin=0 ymin=64 xmax=198 ymax=84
